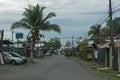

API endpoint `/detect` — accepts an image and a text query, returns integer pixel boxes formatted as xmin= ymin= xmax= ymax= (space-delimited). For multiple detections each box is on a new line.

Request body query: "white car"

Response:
xmin=3 ymin=52 xmax=23 ymax=65
xmin=7 ymin=52 xmax=28 ymax=63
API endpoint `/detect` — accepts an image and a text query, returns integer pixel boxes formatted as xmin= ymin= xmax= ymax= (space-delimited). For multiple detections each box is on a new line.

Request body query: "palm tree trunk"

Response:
xmin=29 ymin=40 xmax=35 ymax=62
xmin=30 ymin=33 xmax=36 ymax=62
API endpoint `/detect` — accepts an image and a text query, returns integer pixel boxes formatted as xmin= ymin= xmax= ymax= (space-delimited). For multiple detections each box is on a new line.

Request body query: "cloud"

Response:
xmin=0 ymin=0 xmax=120 ymax=41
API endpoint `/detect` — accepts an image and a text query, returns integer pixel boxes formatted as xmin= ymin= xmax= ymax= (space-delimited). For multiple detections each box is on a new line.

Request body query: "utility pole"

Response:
xmin=0 ymin=30 xmax=4 ymax=64
xmin=72 ymin=36 xmax=75 ymax=55
xmin=12 ymin=31 xmax=14 ymax=42
xmin=98 ymin=24 xmax=101 ymax=44
xmin=72 ymin=36 xmax=74 ymax=48
xmin=109 ymin=0 xmax=116 ymax=70
xmin=12 ymin=31 xmax=14 ymax=51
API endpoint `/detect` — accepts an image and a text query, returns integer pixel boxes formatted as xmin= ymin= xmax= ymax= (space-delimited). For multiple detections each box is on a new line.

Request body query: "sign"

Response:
xmin=16 ymin=33 xmax=23 ymax=39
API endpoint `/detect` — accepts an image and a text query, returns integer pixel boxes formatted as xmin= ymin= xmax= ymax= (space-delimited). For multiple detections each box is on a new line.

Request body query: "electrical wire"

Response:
xmin=95 ymin=2 xmax=120 ymax=26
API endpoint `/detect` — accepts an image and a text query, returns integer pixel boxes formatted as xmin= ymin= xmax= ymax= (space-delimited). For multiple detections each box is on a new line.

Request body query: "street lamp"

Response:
xmin=11 ymin=31 xmax=14 ymax=51
xmin=12 ymin=31 xmax=14 ymax=43
xmin=0 ymin=30 xmax=4 ymax=64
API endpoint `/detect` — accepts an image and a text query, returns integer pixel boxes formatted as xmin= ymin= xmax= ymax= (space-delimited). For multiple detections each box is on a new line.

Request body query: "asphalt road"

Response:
xmin=0 ymin=55 xmax=108 ymax=80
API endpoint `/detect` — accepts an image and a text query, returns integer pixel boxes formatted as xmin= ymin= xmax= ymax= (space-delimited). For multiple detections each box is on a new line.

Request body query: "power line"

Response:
xmin=113 ymin=7 xmax=120 ymax=13
xmin=96 ymin=14 xmax=108 ymax=25
xmin=95 ymin=3 xmax=120 ymax=26
xmin=113 ymin=3 xmax=120 ymax=9
xmin=55 ymin=10 xmax=107 ymax=14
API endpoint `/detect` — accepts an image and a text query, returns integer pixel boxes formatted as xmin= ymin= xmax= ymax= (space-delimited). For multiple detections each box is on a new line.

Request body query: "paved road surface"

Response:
xmin=0 ymin=55 xmax=108 ymax=80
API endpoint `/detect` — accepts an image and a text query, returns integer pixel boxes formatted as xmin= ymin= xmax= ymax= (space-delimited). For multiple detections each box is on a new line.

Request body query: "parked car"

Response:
xmin=7 ymin=52 xmax=28 ymax=63
xmin=3 ymin=52 xmax=23 ymax=65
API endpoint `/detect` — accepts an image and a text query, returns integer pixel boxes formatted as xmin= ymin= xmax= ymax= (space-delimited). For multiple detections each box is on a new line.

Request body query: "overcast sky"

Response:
xmin=0 ymin=0 xmax=120 ymax=43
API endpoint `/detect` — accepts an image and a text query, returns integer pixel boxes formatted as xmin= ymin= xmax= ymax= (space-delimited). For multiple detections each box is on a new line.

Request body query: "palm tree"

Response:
xmin=101 ymin=26 xmax=111 ymax=41
xmin=88 ymin=24 xmax=101 ymax=44
xmin=11 ymin=4 xmax=61 ymax=58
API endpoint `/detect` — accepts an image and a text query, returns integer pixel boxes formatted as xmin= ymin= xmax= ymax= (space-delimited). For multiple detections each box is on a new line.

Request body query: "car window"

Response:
xmin=3 ymin=53 xmax=11 ymax=57
xmin=3 ymin=54 xmax=7 ymax=57
xmin=9 ymin=53 xmax=18 ymax=57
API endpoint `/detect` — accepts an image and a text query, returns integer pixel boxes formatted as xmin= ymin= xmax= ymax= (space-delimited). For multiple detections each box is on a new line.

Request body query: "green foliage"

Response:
xmin=101 ymin=26 xmax=111 ymax=42
xmin=82 ymin=60 xmax=120 ymax=80
xmin=88 ymin=24 xmax=101 ymax=43
xmin=44 ymin=37 xmax=61 ymax=50
xmin=80 ymin=43 xmax=88 ymax=51
xmin=10 ymin=4 xmax=61 ymax=57
xmin=16 ymin=48 xmax=25 ymax=56
xmin=79 ymin=41 xmax=89 ymax=59
xmin=106 ymin=17 xmax=120 ymax=36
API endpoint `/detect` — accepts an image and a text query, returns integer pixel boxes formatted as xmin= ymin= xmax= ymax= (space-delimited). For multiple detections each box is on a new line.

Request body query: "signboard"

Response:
xmin=16 ymin=33 xmax=23 ymax=39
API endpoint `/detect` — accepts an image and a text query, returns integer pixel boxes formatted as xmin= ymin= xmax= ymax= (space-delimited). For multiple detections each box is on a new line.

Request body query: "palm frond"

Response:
xmin=42 ymin=12 xmax=56 ymax=23
xmin=50 ymin=24 xmax=61 ymax=33
xmin=11 ymin=22 xmax=21 ymax=30
xmin=11 ymin=20 xmax=31 ymax=30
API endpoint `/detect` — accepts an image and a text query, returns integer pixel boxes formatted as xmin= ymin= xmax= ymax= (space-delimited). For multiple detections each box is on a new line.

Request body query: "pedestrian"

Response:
xmin=65 ymin=53 xmax=68 ymax=59
xmin=69 ymin=52 xmax=72 ymax=59
xmin=26 ymin=44 xmax=31 ymax=58
xmin=65 ymin=51 xmax=71 ymax=59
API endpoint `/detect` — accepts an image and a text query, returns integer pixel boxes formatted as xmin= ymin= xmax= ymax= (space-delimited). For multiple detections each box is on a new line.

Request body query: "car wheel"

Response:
xmin=11 ymin=60 xmax=17 ymax=65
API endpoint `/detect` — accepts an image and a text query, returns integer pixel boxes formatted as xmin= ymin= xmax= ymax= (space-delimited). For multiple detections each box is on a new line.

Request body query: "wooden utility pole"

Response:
xmin=109 ymin=0 xmax=116 ymax=70
xmin=98 ymin=24 xmax=101 ymax=44
xmin=72 ymin=36 xmax=75 ymax=55
xmin=72 ymin=36 xmax=74 ymax=48
xmin=0 ymin=30 xmax=4 ymax=64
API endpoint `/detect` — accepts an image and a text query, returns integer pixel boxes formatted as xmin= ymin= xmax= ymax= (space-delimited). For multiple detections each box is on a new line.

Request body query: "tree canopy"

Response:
xmin=10 ymin=4 xmax=61 ymax=57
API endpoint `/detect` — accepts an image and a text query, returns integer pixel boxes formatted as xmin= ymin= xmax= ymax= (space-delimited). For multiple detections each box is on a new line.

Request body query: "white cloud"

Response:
xmin=0 ymin=0 xmax=120 ymax=41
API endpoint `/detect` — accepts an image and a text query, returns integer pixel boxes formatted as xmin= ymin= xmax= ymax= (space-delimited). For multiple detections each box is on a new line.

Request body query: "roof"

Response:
xmin=0 ymin=40 xmax=13 ymax=45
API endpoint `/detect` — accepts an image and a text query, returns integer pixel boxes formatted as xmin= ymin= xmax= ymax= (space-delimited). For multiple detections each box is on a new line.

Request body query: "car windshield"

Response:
xmin=3 ymin=52 xmax=12 ymax=57
xmin=8 ymin=52 xmax=19 ymax=57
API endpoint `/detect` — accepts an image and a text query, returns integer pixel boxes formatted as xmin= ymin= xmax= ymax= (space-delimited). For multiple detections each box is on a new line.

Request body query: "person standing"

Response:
xmin=26 ymin=44 xmax=31 ymax=58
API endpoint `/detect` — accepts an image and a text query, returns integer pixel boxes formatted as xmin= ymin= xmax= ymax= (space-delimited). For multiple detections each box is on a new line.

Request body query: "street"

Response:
xmin=0 ymin=55 xmax=108 ymax=80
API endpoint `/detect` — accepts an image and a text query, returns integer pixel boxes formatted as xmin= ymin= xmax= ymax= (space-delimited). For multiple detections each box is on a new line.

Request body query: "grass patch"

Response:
xmin=95 ymin=69 xmax=120 ymax=80
xmin=85 ymin=61 xmax=120 ymax=80
xmin=74 ymin=55 xmax=120 ymax=80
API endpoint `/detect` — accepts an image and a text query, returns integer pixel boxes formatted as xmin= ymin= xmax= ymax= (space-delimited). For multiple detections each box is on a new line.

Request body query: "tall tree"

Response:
xmin=11 ymin=4 xmax=61 ymax=58
xmin=107 ymin=17 xmax=120 ymax=36
xmin=88 ymin=24 xmax=101 ymax=44
xmin=101 ymin=26 xmax=110 ymax=41
xmin=44 ymin=37 xmax=61 ymax=50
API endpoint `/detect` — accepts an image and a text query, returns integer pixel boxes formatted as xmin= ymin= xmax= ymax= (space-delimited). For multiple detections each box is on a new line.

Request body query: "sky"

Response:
xmin=0 ymin=0 xmax=120 ymax=44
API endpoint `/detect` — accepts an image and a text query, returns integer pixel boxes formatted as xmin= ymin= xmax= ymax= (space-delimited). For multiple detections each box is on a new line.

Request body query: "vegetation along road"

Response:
xmin=0 ymin=55 xmax=109 ymax=80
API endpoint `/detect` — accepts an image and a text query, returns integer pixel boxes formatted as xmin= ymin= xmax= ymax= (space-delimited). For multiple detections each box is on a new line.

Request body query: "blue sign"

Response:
xmin=16 ymin=33 xmax=23 ymax=39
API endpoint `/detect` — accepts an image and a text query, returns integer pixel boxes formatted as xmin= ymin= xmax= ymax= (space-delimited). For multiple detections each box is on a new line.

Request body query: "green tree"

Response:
xmin=107 ymin=17 xmax=120 ymax=36
xmin=11 ymin=4 xmax=61 ymax=58
xmin=79 ymin=40 xmax=88 ymax=59
xmin=44 ymin=37 xmax=61 ymax=50
xmin=101 ymin=26 xmax=110 ymax=41
xmin=88 ymin=24 xmax=101 ymax=43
